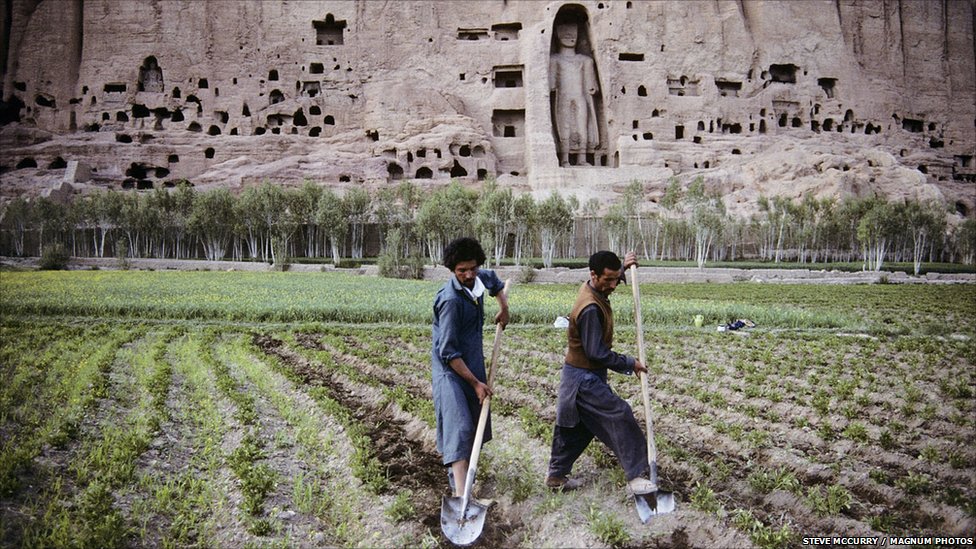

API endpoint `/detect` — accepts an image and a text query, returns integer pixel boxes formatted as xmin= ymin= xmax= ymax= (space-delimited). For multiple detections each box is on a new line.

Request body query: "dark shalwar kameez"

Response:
xmin=548 ymin=289 xmax=649 ymax=481
xmin=431 ymin=269 xmax=505 ymax=465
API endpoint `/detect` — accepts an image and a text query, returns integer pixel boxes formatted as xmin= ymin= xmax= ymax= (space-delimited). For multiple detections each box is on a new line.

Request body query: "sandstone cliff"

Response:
xmin=1 ymin=0 xmax=973 ymax=219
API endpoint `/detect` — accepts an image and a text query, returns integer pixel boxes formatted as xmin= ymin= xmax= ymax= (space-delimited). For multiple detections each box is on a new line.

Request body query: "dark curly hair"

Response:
xmin=588 ymin=250 xmax=621 ymax=275
xmin=443 ymin=237 xmax=486 ymax=270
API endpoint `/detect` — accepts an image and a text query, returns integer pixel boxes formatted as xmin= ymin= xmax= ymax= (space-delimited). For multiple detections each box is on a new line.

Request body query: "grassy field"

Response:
xmin=1 ymin=271 xmax=974 ymax=548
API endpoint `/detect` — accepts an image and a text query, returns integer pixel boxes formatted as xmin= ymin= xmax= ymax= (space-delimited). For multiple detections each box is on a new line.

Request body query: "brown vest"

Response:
xmin=564 ymin=282 xmax=614 ymax=370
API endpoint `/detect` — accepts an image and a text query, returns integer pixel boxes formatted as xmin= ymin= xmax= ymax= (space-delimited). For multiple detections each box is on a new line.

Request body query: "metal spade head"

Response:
xmin=440 ymin=495 xmax=489 ymax=546
xmin=634 ymin=490 xmax=677 ymax=523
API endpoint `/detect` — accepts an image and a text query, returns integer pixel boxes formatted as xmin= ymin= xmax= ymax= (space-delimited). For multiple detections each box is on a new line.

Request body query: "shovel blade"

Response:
xmin=440 ymin=496 xmax=489 ymax=546
xmin=634 ymin=491 xmax=676 ymax=523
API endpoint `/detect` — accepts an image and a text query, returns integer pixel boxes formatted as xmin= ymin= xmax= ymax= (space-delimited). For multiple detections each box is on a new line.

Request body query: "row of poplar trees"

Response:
xmin=1 ymin=178 xmax=973 ymax=274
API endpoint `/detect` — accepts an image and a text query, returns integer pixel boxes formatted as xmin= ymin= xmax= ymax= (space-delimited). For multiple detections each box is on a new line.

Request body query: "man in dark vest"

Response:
xmin=545 ymin=250 xmax=657 ymax=495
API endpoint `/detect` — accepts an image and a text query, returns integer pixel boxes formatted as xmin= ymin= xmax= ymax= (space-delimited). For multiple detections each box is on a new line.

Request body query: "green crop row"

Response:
xmin=4 ymin=271 xmax=973 ymax=334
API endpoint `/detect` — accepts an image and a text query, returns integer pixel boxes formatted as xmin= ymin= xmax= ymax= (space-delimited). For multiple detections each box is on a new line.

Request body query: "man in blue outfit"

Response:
xmin=432 ymin=237 xmax=509 ymax=496
xmin=546 ymin=250 xmax=658 ymax=495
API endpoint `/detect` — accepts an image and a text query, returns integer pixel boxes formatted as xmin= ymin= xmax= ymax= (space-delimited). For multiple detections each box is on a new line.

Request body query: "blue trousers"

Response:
xmin=548 ymin=373 xmax=648 ymax=481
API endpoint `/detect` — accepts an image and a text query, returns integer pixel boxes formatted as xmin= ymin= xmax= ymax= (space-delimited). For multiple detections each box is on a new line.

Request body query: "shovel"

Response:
xmin=629 ymin=265 xmax=676 ymax=523
xmin=441 ymin=280 xmax=511 ymax=546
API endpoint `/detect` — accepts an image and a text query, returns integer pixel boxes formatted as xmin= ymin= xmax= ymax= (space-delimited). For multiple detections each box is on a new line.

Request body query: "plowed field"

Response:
xmin=1 ymin=271 xmax=973 ymax=548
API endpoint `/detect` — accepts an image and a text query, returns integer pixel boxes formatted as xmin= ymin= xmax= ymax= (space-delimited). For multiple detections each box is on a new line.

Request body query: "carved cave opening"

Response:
xmin=491 ymin=22 xmax=521 ymax=41
xmin=549 ymin=5 xmax=609 ymax=168
xmin=388 ymin=162 xmax=403 ymax=180
xmin=450 ymin=160 xmax=467 ymax=178
xmin=818 ymin=77 xmax=836 ymax=99
xmin=138 ymin=56 xmax=164 ymax=92
xmin=35 ymin=94 xmax=55 ymax=108
xmin=314 ymin=14 xmax=347 ymax=46
xmin=493 ymin=66 xmax=523 ymax=88
xmin=715 ymin=80 xmax=741 ymax=97
xmin=769 ymin=64 xmax=797 ymax=84
xmin=667 ymin=76 xmax=699 ymax=96
xmin=902 ymin=118 xmax=924 ymax=133
xmin=457 ymin=28 xmax=489 ymax=41
xmin=302 ymin=82 xmax=320 ymax=97
xmin=493 ymin=109 xmax=524 ymax=137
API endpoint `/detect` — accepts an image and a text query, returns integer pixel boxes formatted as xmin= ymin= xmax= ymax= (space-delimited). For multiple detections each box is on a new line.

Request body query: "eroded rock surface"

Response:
xmin=1 ymin=0 xmax=973 ymax=217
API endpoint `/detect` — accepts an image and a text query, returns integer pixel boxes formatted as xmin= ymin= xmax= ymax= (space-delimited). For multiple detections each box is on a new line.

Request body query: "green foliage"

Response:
xmin=842 ymin=421 xmax=869 ymax=443
xmin=806 ymin=484 xmax=853 ymax=516
xmin=536 ymin=191 xmax=574 ymax=268
xmin=585 ymin=505 xmax=630 ymax=548
xmin=228 ymin=431 xmax=277 ymax=516
xmin=731 ymin=509 xmax=796 ymax=549
xmin=377 ymin=227 xmax=425 ymax=279
xmin=747 ymin=467 xmax=801 ymax=494
xmin=38 ymin=242 xmax=70 ymax=270
xmin=691 ymin=481 xmax=722 ymax=514
xmin=385 ymin=490 xmax=416 ymax=523
xmin=896 ymin=472 xmax=931 ymax=495
xmin=116 ymin=234 xmax=130 ymax=270
xmin=878 ymin=429 xmax=896 ymax=450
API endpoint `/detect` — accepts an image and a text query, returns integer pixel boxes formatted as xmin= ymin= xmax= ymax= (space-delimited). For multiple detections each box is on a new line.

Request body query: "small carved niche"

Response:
xmin=618 ymin=53 xmax=644 ymax=61
xmin=902 ymin=118 xmax=924 ymax=133
xmin=768 ymin=64 xmax=797 ymax=84
xmin=491 ymin=22 xmax=521 ymax=41
xmin=818 ymin=77 xmax=836 ymax=99
xmin=493 ymin=109 xmax=525 ymax=137
xmin=457 ymin=28 xmax=489 ymax=40
xmin=138 ymin=56 xmax=164 ymax=92
xmin=314 ymin=14 xmax=346 ymax=45
xmin=103 ymin=83 xmax=127 ymax=102
xmin=492 ymin=66 xmax=524 ymax=88
xmin=667 ymin=76 xmax=699 ymax=96
xmin=715 ymin=80 xmax=741 ymax=97
xmin=302 ymin=82 xmax=321 ymax=97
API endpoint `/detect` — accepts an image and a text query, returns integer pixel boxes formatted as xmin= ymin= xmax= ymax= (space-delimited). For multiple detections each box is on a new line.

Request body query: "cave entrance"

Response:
xmin=314 ymin=14 xmax=346 ymax=45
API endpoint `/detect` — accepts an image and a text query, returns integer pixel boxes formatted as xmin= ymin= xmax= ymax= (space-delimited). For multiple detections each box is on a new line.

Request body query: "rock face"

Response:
xmin=1 ymin=0 xmax=973 ymax=218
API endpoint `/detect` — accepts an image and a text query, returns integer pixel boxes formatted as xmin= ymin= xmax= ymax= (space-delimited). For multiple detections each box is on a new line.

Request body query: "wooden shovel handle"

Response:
xmin=630 ymin=266 xmax=659 ymax=470
xmin=465 ymin=279 xmax=511 ymax=498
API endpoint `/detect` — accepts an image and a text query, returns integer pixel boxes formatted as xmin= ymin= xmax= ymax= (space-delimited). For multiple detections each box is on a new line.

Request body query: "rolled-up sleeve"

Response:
xmin=480 ymin=270 xmax=505 ymax=297
xmin=578 ymin=305 xmax=635 ymax=374
xmin=435 ymin=298 xmax=464 ymax=363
